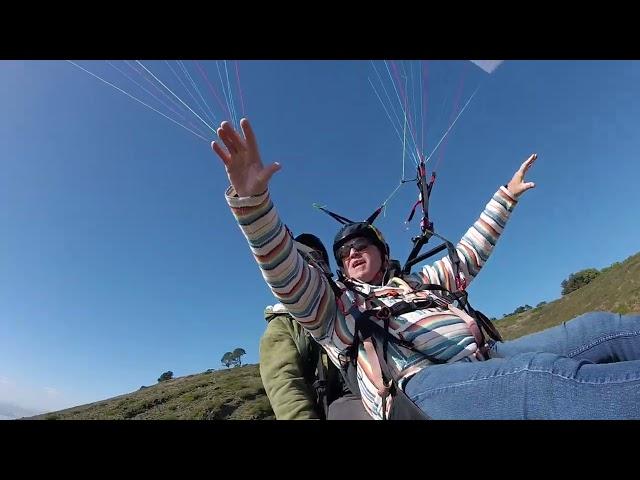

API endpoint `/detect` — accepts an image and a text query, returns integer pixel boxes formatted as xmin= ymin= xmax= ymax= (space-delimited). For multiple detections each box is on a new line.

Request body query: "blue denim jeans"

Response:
xmin=404 ymin=312 xmax=640 ymax=419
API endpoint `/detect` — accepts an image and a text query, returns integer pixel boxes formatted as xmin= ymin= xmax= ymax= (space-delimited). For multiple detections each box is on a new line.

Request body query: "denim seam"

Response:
xmin=567 ymin=331 xmax=640 ymax=358
xmin=410 ymin=366 xmax=640 ymax=400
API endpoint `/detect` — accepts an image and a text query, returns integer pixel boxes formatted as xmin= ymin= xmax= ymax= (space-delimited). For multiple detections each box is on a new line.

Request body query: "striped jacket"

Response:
xmin=226 ymin=186 xmax=518 ymax=419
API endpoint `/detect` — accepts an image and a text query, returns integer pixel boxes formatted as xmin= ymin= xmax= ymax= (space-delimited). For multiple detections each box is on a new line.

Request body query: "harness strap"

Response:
xmin=447 ymin=304 xmax=486 ymax=358
xmin=362 ymin=338 xmax=391 ymax=398
xmin=313 ymin=349 xmax=329 ymax=419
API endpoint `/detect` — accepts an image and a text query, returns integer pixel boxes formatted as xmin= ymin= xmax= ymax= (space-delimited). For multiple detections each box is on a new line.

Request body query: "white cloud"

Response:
xmin=0 ymin=376 xmax=79 ymax=415
xmin=44 ymin=387 xmax=60 ymax=398
xmin=0 ymin=400 xmax=42 ymax=420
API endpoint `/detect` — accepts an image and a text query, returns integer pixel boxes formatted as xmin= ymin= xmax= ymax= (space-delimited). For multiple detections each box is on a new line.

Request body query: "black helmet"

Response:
xmin=294 ymin=233 xmax=330 ymax=267
xmin=333 ymin=222 xmax=390 ymax=265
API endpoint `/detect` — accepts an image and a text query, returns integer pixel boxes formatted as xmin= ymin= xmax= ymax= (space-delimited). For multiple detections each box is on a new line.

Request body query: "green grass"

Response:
xmin=29 ymin=365 xmax=274 ymax=420
xmin=497 ymin=252 xmax=640 ymax=340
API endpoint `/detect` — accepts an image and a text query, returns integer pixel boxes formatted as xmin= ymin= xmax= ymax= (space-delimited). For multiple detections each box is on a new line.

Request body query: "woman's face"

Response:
xmin=339 ymin=237 xmax=384 ymax=283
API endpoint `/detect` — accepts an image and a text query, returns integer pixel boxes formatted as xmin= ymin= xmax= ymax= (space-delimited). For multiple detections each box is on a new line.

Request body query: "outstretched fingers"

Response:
xmin=257 ymin=162 xmax=282 ymax=186
xmin=240 ymin=118 xmax=259 ymax=154
xmin=519 ymin=153 xmax=537 ymax=176
xmin=217 ymin=123 xmax=241 ymax=155
xmin=211 ymin=141 xmax=231 ymax=167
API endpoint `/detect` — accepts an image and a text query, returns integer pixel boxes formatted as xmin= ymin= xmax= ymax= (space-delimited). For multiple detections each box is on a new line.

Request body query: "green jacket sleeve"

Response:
xmin=259 ymin=314 xmax=320 ymax=420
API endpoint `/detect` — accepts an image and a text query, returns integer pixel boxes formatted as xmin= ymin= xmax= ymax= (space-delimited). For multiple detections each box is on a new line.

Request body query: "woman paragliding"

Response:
xmin=213 ymin=117 xmax=640 ymax=420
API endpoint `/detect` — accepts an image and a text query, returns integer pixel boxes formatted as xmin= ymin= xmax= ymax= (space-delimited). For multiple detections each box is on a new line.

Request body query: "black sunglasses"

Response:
xmin=337 ymin=237 xmax=373 ymax=260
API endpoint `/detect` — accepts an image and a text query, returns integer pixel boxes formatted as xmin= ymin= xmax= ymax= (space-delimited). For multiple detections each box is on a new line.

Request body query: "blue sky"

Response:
xmin=0 ymin=60 xmax=637 ymax=413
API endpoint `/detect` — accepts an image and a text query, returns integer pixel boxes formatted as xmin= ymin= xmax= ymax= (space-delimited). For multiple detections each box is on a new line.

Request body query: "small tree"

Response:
xmin=221 ymin=352 xmax=234 ymax=368
xmin=232 ymin=348 xmax=246 ymax=367
xmin=561 ymin=268 xmax=600 ymax=295
xmin=536 ymin=301 xmax=547 ymax=308
xmin=158 ymin=371 xmax=173 ymax=383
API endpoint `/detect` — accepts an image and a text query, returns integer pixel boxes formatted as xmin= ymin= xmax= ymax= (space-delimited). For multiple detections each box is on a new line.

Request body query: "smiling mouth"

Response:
xmin=351 ymin=259 xmax=366 ymax=269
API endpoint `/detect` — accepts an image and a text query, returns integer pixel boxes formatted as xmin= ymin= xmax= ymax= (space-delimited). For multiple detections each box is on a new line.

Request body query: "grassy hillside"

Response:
xmin=30 ymin=364 xmax=274 ymax=420
xmin=497 ymin=252 xmax=640 ymax=340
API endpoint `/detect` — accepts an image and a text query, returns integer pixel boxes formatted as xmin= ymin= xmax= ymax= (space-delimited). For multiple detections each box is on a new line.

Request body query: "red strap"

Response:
xmin=406 ymin=199 xmax=421 ymax=223
xmin=455 ymin=274 xmax=467 ymax=291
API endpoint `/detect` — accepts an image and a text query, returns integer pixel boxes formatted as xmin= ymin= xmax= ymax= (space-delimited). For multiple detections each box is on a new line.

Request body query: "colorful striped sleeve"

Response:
xmin=225 ymin=186 xmax=336 ymax=340
xmin=419 ymin=186 xmax=519 ymax=290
